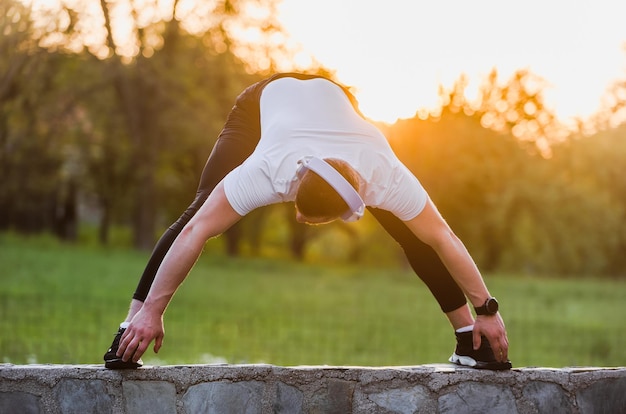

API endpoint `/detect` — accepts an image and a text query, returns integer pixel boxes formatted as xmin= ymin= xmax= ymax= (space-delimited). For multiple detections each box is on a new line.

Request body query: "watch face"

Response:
xmin=486 ymin=298 xmax=499 ymax=313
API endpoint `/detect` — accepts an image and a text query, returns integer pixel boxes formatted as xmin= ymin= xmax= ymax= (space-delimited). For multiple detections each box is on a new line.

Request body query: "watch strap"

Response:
xmin=474 ymin=297 xmax=498 ymax=315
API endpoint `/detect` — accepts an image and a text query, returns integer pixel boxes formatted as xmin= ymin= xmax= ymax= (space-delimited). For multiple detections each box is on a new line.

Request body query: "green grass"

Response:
xmin=1 ymin=232 xmax=625 ymax=368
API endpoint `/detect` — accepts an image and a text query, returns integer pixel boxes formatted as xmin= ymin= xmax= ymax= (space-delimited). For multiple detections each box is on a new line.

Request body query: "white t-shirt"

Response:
xmin=223 ymin=77 xmax=428 ymax=221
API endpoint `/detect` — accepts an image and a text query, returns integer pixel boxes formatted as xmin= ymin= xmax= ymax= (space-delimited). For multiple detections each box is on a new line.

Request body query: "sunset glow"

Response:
xmin=277 ymin=0 xmax=626 ymax=124
xmin=19 ymin=0 xmax=626 ymax=125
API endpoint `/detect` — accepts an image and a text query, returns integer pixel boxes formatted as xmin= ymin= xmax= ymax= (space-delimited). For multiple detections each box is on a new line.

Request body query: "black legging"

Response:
xmin=132 ymin=74 xmax=467 ymax=314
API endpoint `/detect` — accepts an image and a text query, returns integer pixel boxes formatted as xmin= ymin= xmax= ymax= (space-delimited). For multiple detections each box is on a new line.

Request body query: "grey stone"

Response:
xmin=182 ymin=381 xmax=264 ymax=414
xmin=0 ymin=391 xmax=42 ymax=414
xmin=273 ymin=382 xmax=303 ymax=413
xmin=523 ymin=381 xmax=573 ymax=413
xmin=577 ymin=376 xmax=626 ymax=414
xmin=53 ymin=379 xmax=113 ymax=414
xmin=368 ymin=385 xmax=432 ymax=414
xmin=309 ymin=378 xmax=354 ymax=414
xmin=2 ymin=364 xmax=626 ymax=414
xmin=438 ymin=382 xmax=518 ymax=414
xmin=123 ymin=380 xmax=176 ymax=414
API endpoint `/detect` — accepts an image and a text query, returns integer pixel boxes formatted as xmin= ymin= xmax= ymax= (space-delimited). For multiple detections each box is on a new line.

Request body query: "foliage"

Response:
xmin=472 ymin=69 xmax=564 ymax=154
xmin=2 ymin=0 xmax=626 ymax=276
xmin=0 ymin=1 xmax=74 ymax=235
xmin=384 ymin=70 xmax=626 ymax=276
xmin=550 ymin=125 xmax=626 ymax=274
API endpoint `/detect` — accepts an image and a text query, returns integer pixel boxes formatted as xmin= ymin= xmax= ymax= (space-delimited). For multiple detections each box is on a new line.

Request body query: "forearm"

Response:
xmin=433 ymin=231 xmax=491 ymax=307
xmin=141 ymin=182 xmax=242 ymax=316
xmin=117 ymin=183 xmax=242 ymax=364
xmin=141 ymin=225 xmax=206 ymax=315
xmin=403 ymin=199 xmax=509 ymax=362
xmin=404 ymin=200 xmax=491 ymax=308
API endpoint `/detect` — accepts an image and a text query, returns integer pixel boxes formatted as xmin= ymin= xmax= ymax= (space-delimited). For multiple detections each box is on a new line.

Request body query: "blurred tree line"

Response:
xmin=1 ymin=0 xmax=625 ymax=277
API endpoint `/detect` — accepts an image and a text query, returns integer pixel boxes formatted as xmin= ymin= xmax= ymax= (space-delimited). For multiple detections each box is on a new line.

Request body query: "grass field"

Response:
xmin=1 ymin=232 xmax=625 ymax=368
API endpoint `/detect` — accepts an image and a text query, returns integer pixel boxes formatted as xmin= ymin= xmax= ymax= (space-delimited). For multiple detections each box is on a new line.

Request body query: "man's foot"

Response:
xmin=449 ymin=330 xmax=512 ymax=370
xmin=103 ymin=327 xmax=143 ymax=369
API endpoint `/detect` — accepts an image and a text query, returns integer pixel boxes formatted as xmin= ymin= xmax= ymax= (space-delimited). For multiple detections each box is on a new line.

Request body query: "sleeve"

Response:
xmin=222 ymin=158 xmax=283 ymax=216
xmin=379 ymin=163 xmax=429 ymax=221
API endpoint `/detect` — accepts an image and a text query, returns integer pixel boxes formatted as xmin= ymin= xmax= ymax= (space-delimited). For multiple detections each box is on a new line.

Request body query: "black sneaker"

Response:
xmin=449 ymin=330 xmax=512 ymax=370
xmin=103 ymin=327 xmax=143 ymax=369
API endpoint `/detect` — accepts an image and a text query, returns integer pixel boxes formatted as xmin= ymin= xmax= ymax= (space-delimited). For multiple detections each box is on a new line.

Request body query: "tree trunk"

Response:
xmin=55 ymin=179 xmax=78 ymax=242
xmin=99 ymin=0 xmax=157 ymax=251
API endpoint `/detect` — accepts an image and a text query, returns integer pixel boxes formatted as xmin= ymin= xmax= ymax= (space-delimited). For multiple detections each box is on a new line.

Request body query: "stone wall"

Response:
xmin=1 ymin=364 xmax=625 ymax=413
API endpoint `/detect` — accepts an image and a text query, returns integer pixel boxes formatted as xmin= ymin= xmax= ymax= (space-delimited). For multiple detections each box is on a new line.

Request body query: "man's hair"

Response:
xmin=295 ymin=158 xmax=361 ymax=219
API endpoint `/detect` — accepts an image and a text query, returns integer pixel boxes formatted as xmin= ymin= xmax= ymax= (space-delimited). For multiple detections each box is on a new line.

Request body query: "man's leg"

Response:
xmin=367 ymin=207 xmax=467 ymax=316
xmin=445 ymin=306 xmax=475 ymax=331
xmin=368 ymin=207 xmax=511 ymax=369
xmin=103 ymin=136 xmax=258 ymax=368
xmin=105 ymin=82 xmax=266 ymax=368
xmin=129 ymin=134 xmax=260 ymax=305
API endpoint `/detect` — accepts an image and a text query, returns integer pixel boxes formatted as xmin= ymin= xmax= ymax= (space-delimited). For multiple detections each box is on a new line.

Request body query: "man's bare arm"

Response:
xmin=404 ymin=198 xmax=509 ymax=361
xmin=117 ymin=181 xmax=242 ymax=363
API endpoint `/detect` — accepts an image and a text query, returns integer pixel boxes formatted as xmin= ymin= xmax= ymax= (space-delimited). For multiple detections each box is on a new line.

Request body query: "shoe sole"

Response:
xmin=449 ymin=353 xmax=512 ymax=370
xmin=104 ymin=358 xmax=143 ymax=370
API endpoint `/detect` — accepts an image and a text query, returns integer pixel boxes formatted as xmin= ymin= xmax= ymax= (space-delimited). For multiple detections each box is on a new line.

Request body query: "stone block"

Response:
xmin=576 ymin=376 xmax=626 ymax=414
xmin=182 ymin=381 xmax=264 ymax=413
xmin=438 ymin=382 xmax=517 ymax=414
xmin=53 ymin=379 xmax=113 ymax=414
xmin=123 ymin=380 xmax=176 ymax=414
xmin=273 ymin=382 xmax=303 ymax=413
xmin=522 ymin=381 xmax=573 ymax=413
xmin=367 ymin=385 xmax=434 ymax=414
xmin=309 ymin=378 xmax=354 ymax=414
xmin=0 ymin=391 xmax=42 ymax=414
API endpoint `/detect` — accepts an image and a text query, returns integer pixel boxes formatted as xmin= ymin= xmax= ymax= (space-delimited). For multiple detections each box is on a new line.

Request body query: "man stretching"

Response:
xmin=104 ymin=73 xmax=511 ymax=370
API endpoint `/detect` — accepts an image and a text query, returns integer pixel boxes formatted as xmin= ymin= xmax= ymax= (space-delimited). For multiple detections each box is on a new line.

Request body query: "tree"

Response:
xmin=473 ymin=68 xmax=565 ymax=156
xmin=386 ymin=103 xmax=532 ymax=272
xmin=383 ymin=69 xmax=625 ymax=276
xmin=0 ymin=1 xmax=74 ymax=236
xmin=5 ymin=0 xmax=343 ymax=261
xmin=550 ymin=124 xmax=626 ymax=276
xmin=68 ymin=0 xmax=279 ymax=249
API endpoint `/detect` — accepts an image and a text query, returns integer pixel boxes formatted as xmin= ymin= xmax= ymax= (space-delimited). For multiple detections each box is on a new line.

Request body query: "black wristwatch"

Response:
xmin=474 ymin=297 xmax=499 ymax=315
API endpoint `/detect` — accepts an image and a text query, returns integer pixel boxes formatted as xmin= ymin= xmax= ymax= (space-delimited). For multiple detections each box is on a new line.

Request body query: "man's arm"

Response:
xmin=117 ymin=181 xmax=242 ymax=363
xmin=404 ymin=197 xmax=509 ymax=361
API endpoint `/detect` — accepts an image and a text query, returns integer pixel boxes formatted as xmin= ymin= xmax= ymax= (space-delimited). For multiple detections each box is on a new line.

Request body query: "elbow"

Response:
xmin=428 ymin=228 xmax=461 ymax=252
xmin=178 ymin=221 xmax=209 ymax=247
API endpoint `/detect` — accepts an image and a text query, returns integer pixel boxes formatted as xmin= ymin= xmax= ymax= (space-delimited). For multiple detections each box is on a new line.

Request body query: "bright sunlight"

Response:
xmin=20 ymin=0 xmax=626 ymax=124
xmin=277 ymin=0 xmax=626 ymax=124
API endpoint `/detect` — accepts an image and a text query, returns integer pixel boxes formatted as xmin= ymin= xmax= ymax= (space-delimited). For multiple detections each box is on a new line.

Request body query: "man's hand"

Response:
xmin=473 ymin=313 xmax=509 ymax=362
xmin=117 ymin=307 xmax=165 ymax=363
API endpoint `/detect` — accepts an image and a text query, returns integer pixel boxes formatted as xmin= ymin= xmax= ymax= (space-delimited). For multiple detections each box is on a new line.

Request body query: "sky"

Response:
xmin=277 ymin=0 xmax=626 ymax=123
